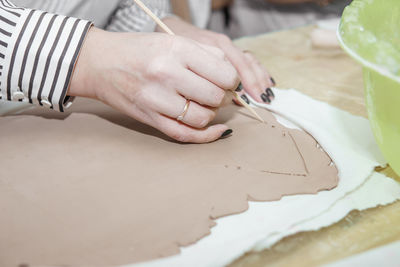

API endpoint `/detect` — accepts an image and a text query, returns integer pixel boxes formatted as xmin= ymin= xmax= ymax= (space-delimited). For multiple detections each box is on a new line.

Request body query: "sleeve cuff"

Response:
xmin=0 ymin=8 xmax=93 ymax=112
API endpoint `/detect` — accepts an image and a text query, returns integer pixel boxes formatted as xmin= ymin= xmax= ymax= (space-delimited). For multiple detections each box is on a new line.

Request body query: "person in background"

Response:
xmin=0 ymin=0 xmax=275 ymax=144
xmin=208 ymin=0 xmax=351 ymax=38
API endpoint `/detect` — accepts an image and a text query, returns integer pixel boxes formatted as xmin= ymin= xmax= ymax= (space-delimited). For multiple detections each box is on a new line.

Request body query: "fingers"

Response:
xmin=232 ymin=83 xmax=251 ymax=106
xmin=114 ymin=84 xmax=229 ymax=144
xmin=243 ymin=52 xmax=274 ymax=103
xmin=174 ymin=68 xmax=226 ymax=108
xmin=232 ymin=82 xmax=274 ymax=107
xmin=177 ymin=101 xmax=217 ymax=129
xmin=179 ymin=39 xmax=239 ymax=90
xmin=118 ymin=90 xmax=230 ymax=144
xmin=219 ymin=41 xmax=276 ymax=104
xmin=156 ymin=114 xmax=231 ymax=143
xmin=198 ymin=43 xmax=226 ymax=59
xmin=143 ymin=87 xmax=217 ymax=129
xmin=220 ymin=43 xmax=261 ymax=100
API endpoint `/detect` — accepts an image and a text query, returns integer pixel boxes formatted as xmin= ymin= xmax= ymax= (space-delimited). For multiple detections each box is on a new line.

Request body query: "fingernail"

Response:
xmin=235 ymin=83 xmax=243 ymax=92
xmin=266 ymin=88 xmax=275 ymax=98
xmin=221 ymin=129 xmax=233 ymax=138
xmin=261 ymin=93 xmax=271 ymax=103
xmin=270 ymin=77 xmax=276 ymax=86
xmin=241 ymin=94 xmax=250 ymax=104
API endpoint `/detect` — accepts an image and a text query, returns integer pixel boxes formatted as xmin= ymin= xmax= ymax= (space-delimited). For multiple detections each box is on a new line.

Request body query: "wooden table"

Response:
xmin=229 ymin=26 xmax=400 ymax=267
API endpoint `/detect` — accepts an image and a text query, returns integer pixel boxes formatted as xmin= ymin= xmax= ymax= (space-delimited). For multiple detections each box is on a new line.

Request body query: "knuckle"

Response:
xmin=225 ymin=68 xmax=239 ymax=89
xmin=208 ymin=110 xmax=217 ymax=123
xmin=147 ymin=58 xmax=171 ymax=81
xmin=197 ymin=112 xmax=214 ymax=128
xmin=172 ymin=36 xmax=192 ymax=54
xmin=207 ymin=89 xmax=225 ymax=107
xmin=198 ymin=119 xmax=209 ymax=129
xmin=127 ymin=89 xmax=141 ymax=104
xmin=131 ymin=89 xmax=154 ymax=109
xmin=213 ymin=90 xmax=226 ymax=106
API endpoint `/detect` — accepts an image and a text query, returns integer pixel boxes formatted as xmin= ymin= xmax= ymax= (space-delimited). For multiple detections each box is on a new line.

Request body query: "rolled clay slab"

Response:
xmin=0 ymin=98 xmax=338 ymax=266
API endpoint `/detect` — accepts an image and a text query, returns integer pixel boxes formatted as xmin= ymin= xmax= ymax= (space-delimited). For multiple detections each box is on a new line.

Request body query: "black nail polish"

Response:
xmin=270 ymin=77 xmax=276 ymax=86
xmin=235 ymin=83 xmax=243 ymax=92
xmin=241 ymin=94 xmax=250 ymax=104
xmin=261 ymin=93 xmax=271 ymax=103
xmin=266 ymin=88 xmax=275 ymax=98
xmin=221 ymin=129 xmax=233 ymax=138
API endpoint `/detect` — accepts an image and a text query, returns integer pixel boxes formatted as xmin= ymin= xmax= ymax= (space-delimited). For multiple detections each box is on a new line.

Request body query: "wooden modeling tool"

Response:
xmin=132 ymin=0 xmax=265 ymax=123
xmin=232 ymin=91 xmax=265 ymax=122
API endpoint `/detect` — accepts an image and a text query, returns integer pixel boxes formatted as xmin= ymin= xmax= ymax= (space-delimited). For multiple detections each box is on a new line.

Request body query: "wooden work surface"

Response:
xmin=229 ymin=26 xmax=400 ymax=266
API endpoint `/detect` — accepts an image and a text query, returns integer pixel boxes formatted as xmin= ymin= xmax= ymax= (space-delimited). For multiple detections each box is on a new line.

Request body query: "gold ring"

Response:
xmin=177 ymin=99 xmax=190 ymax=121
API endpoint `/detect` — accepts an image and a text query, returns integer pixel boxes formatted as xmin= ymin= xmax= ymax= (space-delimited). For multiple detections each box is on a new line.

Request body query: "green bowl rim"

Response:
xmin=337 ymin=27 xmax=400 ymax=84
xmin=337 ymin=0 xmax=400 ymax=84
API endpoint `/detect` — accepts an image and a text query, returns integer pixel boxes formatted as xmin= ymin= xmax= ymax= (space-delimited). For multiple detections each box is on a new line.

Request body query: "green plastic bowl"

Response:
xmin=338 ymin=0 xmax=400 ymax=175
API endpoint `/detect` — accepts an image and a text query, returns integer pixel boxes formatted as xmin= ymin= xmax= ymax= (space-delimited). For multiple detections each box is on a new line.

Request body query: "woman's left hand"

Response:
xmin=160 ymin=17 xmax=275 ymax=105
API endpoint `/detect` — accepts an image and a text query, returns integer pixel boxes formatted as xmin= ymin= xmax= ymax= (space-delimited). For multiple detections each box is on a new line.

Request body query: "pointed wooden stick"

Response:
xmin=133 ymin=0 xmax=175 ymax=35
xmin=232 ymin=91 xmax=264 ymax=123
xmin=132 ymin=0 xmax=264 ymax=123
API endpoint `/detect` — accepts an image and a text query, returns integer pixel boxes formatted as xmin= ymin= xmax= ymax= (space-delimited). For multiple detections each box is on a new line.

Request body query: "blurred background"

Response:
xmin=172 ymin=0 xmax=352 ymax=38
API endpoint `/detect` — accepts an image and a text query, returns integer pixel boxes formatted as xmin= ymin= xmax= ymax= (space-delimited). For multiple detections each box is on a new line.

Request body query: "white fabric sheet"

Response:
xmin=130 ymin=89 xmax=400 ymax=267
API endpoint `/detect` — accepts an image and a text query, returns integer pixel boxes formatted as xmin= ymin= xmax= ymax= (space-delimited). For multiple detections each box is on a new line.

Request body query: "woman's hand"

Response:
xmin=69 ymin=27 xmax=239 ymax=143
xmin=160 ymin=17 xmax=276 ymax=104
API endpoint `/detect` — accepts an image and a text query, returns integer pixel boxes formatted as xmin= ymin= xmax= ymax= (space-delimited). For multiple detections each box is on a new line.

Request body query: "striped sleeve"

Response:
xmin=106 ymin=0 xmax=172 ymax=33
xmin=0 ymin=0 xmax=92 ymax=112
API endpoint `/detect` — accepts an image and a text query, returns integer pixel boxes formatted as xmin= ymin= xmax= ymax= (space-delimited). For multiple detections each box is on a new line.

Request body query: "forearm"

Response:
xmin=0 ymin=0 xmax=92 ymax=112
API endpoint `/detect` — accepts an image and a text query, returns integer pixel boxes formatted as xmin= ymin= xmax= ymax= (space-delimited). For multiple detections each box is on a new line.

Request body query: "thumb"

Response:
xmin=157 ymin=115 xmax=233 ymax=144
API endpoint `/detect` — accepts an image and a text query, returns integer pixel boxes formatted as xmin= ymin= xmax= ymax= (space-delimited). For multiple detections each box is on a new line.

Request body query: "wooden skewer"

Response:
xmin=132 ymin=0 xmax=265 ymax=123
xmin=133 ymin=0 xmax=175 ymax=35
xmin=232 ymin=91 xmax=265 ymax=123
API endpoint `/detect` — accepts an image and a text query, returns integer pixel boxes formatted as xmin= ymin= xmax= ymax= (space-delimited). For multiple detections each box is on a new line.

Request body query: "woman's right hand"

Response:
xmin=69 ymin=27 xmax=239 ymax=143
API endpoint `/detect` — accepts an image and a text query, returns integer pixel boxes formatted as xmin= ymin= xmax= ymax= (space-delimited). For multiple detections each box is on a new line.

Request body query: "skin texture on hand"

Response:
xmin=69 ymin=27 xmax=239 ymax=143
xmin=160 ymin=17 xmax=275 ymax=104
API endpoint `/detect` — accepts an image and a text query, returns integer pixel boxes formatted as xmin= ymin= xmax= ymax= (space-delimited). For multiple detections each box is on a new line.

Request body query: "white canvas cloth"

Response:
xmin=130 ymin=89 xmax=400 ymax=267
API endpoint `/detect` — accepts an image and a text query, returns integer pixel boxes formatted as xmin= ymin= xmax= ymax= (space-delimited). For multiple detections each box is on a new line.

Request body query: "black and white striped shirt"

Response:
xmin=0 ymin=0 xmax=92 ymax=112
xmin=0 ymin=0 xmax=173 ymax=112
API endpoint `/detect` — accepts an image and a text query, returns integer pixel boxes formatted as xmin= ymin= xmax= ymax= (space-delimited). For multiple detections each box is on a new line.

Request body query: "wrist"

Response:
xmin=68 ymin=27 xmax=102 ymax=99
